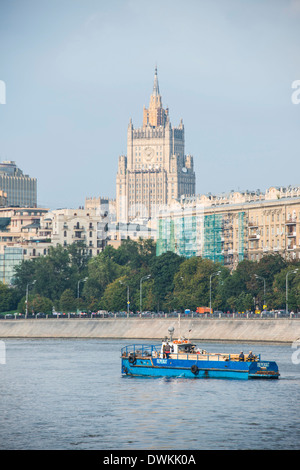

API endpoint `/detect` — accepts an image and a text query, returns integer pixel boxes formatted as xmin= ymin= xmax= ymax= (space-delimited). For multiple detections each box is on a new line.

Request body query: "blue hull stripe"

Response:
xmin=121 ymin=358 xmax=279 ymax=380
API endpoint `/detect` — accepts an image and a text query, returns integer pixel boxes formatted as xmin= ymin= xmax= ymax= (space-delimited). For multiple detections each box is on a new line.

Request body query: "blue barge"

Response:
xmin=121 ymin=329 xmax=279 ymax=380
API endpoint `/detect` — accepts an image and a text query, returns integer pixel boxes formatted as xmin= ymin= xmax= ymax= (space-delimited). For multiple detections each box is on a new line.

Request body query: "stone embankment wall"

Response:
xmin=0 ymin=318 xmax=300 ymax=343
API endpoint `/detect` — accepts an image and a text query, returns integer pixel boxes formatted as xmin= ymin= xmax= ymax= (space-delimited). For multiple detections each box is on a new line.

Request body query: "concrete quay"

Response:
xmin=0 ymin=317 xmax=299 ymax=343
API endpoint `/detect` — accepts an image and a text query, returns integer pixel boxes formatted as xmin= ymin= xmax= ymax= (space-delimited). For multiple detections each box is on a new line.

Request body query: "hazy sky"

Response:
xmin=0 ymin=0 xmax=299 ymax=209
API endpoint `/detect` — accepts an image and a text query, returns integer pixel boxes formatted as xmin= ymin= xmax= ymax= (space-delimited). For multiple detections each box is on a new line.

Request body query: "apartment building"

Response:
xmin=38 ymin=208 xmax=107 ymax=257
xmin=156 ymin=186 xmax=300 ymax=269
xmin=0 ymin=207 xmax=49 ymax=283
xmin=0 ymin=207 xmax=109 ymax=283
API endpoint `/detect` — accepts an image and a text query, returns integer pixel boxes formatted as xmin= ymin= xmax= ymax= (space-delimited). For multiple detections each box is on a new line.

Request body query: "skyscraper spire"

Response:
xmin=143 ymin=66 xmax=168 ymax=127
xmin=152 ymin=66 xmax=160 ymax=96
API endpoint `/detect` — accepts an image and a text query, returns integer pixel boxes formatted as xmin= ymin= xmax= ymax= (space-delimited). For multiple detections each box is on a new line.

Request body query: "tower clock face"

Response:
xmin=144 ymin=146 xmax=154 ymax=161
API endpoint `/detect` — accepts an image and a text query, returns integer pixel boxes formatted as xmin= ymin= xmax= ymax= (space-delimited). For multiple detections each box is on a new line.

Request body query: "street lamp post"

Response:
xmin=140 ymin=274 xmax=151 ymax=313
xmin=120 ymin=281 xmax=130 ymax=315
xmin=77 ymin=277 xmax=88 ymax=315
xmin=255 ymin=274 xmax=266 ymax=309
xmin=286 ymin=268 xmax=298 ymax=315
xmin=25 ymin=280 xmax=36 ymax=317
xmin=209 ymin=271 xmax=221 ymax=314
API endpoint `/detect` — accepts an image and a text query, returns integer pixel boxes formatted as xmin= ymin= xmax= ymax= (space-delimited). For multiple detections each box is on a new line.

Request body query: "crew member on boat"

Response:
xmin=248 ymin=351 xmax=255 ymax=361
xmin=164 ymin=342 xmax=171 ymax=358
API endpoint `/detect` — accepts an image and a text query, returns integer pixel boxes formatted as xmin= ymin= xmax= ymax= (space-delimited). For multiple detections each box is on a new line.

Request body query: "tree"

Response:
xmin=31 ymin=295 xmax=52 ymax=314
xmin=18 ymin=295 xmax=32 ymax=314
xmin=112 ymin=239 xmax=141 ymax=268
xmin=235 ymin=292 xmax=254 ymax=312
xmin=173 ymin=257 xmax=225 ymax=311
xmin=60 ymin=289 xmax=77 ymax=312
xmin=101 ymin=277 xmax=129 ymax=312
xmin=17 ymin=294 xmax=52 ymax=314
xmin=232 ymin=260 xmax=257 ymax=296
xmin=84 ymin=250 xmax=128 ymax=304
xmin=12 ymin=244 xmax=81 ymax=303
xmin=141 ymin=278 xmax=156 ymax=311
xmin=272 ymin=266 xmax=300 ymax=311
xmin=67 ymin=241 xmax=90 ymax=274
xmin=255 ymin=254 xmax=287 ymax=308
xmin=12 ymin=258 xmax=37 ymax=303
xmin=150 ymin=251 xmax=184 ymax=311
xmin=0 ymin=283 xmax=16 ymax=312
xmin=86 ymin=296 xmax=102 ymax=312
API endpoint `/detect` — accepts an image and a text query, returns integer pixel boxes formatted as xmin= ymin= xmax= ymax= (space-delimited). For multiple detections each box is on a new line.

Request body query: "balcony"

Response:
xmin=287 ymin=244 xmax=296 ymax=251
xmin=72 ymin=233 xmax=86 ymax=240
xmin=248 ymin=233 xmax=260 ymax=240
xmin=286 ymin=218 xmax=297 ymax=225
xmin=287 ymin=231 xmax=297 ymax=237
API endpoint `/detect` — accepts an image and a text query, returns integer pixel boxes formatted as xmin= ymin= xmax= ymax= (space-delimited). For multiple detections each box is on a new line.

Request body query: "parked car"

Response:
xmin=213 ymin=311 xmax=224 ymax=316
xmin=276 ymin=309 xmax=289 ymax=317
xmin=141 ymin=311 xmax=151 ymax=316
xmin=261 ymin=310 xmax=273 ymax=317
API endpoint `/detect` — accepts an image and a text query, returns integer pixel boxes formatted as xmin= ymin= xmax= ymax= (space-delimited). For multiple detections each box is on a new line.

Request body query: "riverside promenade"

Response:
xmin=0 ymin=317 xmax=299 ymax=343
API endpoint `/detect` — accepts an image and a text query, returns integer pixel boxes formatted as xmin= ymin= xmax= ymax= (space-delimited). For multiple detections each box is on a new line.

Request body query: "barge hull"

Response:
xmin=121 ymin=358 xmax=279 ymax=380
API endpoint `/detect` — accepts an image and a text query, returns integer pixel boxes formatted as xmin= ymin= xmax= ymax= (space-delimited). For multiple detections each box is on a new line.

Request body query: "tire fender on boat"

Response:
xmin=191 ymin=364 xmax=199 ymax=375
xmin=128 ymin=354 xmax=136 ymax=365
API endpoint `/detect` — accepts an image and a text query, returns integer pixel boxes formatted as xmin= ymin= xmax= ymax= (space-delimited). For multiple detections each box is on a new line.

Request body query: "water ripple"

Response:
xmin=0 ymin=339 xmax=299 ymax=450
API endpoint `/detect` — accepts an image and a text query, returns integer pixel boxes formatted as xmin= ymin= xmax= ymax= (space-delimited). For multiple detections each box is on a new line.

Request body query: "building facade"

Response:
xmin=0 ymin=161 xmax=37 ymax=207
xmin=156 ymin=186 xmax=300 ymax=269
xmin=0 ymin=246 xmax=23 ymax=285
xmin=0 ymin=207 xmax=109 ymax=283
xmin=38 ymin=208 xmax=107 ymax=257
xmin=0 ymin=207 xmax=49 ymax=283
xmin=116 ymin=68 xmax=196 ymax=224
xmin=85 ymin=196 xmax=116 ymax=222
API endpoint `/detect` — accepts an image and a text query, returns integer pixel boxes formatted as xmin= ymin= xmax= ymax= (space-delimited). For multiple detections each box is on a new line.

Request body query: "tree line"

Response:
xmin=0 ymin=239 xmax=299 ymax=314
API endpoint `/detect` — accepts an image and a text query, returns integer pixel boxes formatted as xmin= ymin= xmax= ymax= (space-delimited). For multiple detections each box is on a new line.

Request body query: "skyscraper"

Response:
xmin=116 ymin=68 xmax=196 ymax=224
xmin=0 ymin=161 xmax=37 ymax=207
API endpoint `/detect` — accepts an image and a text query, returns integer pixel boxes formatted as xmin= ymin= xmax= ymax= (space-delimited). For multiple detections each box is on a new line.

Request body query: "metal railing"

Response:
xmin=1 ymin=311 xmax=299 ymax=320
xmin=121 ymin=344 xmax=160 ymax=357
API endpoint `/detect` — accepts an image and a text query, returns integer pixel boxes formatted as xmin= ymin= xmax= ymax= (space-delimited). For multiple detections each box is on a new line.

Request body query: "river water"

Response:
xmin=0 ymin=338 xmax=299 ymax=450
